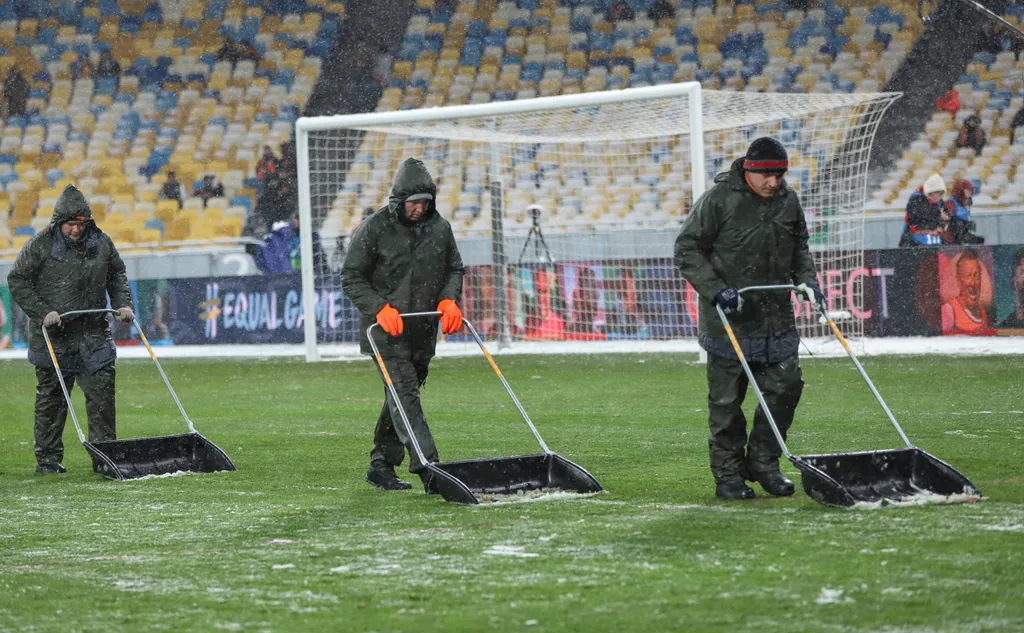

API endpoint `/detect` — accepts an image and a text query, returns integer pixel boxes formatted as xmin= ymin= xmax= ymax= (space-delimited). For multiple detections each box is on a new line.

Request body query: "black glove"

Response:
xmin=796 ymin=283 xmax=826 ymax=311
xmin=713 ymin=287 xmax=742 ymax=314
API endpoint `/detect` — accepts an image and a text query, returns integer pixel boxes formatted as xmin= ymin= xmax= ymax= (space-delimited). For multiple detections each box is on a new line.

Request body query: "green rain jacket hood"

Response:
xmin=388 ymin=158 xmax=438 ymax=225
xmin=50 ymin=184 xmax=93 ymax=227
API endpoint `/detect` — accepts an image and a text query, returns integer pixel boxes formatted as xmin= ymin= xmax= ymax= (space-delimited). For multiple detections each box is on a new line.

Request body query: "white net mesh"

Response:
xmin=299 ymin=86 xmax=900 ymax=352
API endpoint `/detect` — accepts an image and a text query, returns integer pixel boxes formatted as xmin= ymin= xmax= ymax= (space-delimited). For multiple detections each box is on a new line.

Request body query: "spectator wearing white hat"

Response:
xmin=900 ymin=173 xmax=949 ymax=247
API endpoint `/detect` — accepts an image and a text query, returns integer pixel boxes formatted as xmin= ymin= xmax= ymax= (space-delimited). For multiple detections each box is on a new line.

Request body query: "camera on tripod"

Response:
xmin=527 ymin=204 xmax=543 ymax=226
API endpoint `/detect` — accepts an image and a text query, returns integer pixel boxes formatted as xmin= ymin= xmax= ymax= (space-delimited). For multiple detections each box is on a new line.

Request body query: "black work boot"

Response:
xmin=365 ymin=466 xmax=412 ymax=491
xmin=754 ymin=471 xmax=795 ymax=497
xmin=715 ymin=480 xmax=755 ymax=500
xmin=35 ymin=463 xmax=67 ymax=475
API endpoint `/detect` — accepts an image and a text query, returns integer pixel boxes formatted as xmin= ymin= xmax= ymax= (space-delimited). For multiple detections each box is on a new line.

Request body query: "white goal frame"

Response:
xmin=295 ymin=83 xmax=707 ymax=363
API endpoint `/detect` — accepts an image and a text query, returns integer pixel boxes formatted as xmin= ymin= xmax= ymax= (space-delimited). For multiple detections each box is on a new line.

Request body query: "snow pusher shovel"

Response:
xmin=368 ymin=312 xmax=602 ymax=504
xmin=716 ymin=286 xmax=981 ymax=508
xmin=42 ymin=309 xmax=236 ymax=480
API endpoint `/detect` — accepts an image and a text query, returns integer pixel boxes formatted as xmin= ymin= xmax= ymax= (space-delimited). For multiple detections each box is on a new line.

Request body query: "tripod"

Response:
xmin=516 ymin=209 xmax=554 ymax=266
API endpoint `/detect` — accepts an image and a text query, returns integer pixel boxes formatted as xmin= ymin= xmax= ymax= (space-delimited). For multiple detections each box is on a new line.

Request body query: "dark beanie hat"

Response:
xmin=743 ymin=137 xmax=789 ymax=172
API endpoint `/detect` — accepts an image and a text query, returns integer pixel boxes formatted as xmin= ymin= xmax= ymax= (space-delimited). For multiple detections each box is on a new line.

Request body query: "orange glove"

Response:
xmin=437 ymin=299 xmax=462 ymax=335
xmin=376 ymin=304 xmax=403 ymax=336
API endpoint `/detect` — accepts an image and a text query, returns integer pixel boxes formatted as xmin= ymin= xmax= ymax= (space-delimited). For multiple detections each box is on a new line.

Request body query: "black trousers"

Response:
xmin=34 ymin=362 xmax=116 ymax=466
xmin=370 ymin=357 xmax=439 ymax=474
xmin=706 ymin=353 xmax=803 ymax=485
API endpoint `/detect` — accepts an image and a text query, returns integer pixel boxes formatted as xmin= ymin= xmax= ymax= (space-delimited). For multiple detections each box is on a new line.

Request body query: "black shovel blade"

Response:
xmin=85 ymin=432 xmax=236 ymax=481
xmin=793 ymin=448 xmax=981 ymax=508
xmin=426 ymin=453 xmax=603 ymax=504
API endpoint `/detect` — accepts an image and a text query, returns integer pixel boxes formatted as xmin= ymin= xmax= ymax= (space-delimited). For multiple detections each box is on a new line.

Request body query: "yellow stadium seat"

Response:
xmin=164 ymin=218 xmax=190 ymax=241
xmin=137 ymin=228 xmax=162 ymax=244
xmin=216 ymin=216 xmax=243 ymax=237
xmin=155 ymin=201 xmax=179 ymax=222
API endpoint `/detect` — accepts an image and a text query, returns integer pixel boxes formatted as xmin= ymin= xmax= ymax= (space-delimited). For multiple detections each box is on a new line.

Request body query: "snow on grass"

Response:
xmin=815 ymin=587 xmax=854 ymax=605
xmin=851 ymin=492 xmax=983 ymax=510
xmin=482 ymin=545 xmax=540 ymax=558
xmin=472 ymin=488 xmax=601 ymax=505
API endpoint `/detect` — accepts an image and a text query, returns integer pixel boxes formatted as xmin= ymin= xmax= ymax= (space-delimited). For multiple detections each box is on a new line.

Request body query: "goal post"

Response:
xmin=295 ymin=83 xmax=899 ymax=362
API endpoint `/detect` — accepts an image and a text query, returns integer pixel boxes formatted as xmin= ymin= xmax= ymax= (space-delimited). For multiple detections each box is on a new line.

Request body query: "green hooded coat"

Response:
xmin=7 ymin=185 xmax=133 ymax=369
xmin=674 ymin=158 xmax=818 ymax=362
xmin=342 ymin=158 xmax=465 ymax=360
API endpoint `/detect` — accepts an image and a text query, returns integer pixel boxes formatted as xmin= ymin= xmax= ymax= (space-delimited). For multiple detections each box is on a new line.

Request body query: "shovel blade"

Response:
xmin=427 ymin=454 xmax=602 ymax=504
xmin=86 ymin=433 xmax=236 ymax=481
xmin=794 ymin=448 xmax=981 ymax=508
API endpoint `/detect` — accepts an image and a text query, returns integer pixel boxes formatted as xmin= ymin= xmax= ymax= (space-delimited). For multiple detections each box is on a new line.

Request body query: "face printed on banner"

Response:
xmin=957 ymin=256 xmax=983 ymax=310
xmin=1013 ymin=258 xmax=1024 ymax=296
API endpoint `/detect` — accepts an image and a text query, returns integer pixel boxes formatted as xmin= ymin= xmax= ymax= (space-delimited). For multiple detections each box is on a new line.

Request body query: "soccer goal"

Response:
xmin=296 ymin=83 xmax=899 ymax=362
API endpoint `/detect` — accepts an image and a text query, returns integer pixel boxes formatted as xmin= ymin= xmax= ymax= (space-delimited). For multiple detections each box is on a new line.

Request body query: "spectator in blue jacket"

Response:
xmin=252 ymin=214 xmax=325 ymax=278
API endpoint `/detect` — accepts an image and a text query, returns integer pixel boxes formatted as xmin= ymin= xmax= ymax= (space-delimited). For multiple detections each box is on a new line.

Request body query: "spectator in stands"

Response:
xmin=251 ymin=214 xmax=325 ymax=277
xmin=193 ymin=175 xmax=224 ymax=208
xmin=373 ymin=45 xmax=393 ymax=87
xmin=159 ymin=170 xmax=184 ymax=209
xmin=998 ymin=249 xmax=1024 ymax=329
xmin=217 ymin=39 xmax=260 ymax=70
xmin=606 ymin=0 xmax=635 ymax=22
xmin=256 ymin=145 xmax=278 ymax=183
xmin=956 ymin=114 xmax=986 ymax=156
xmin=647 ymin=0 xmax=675 ymax=21
xmin=935 ymin=89 xmax=959 ymax=119
xmin=943 ymin=178 xmax=984 ymax=245
xmin=70 ymin=53 xmax=94 ymax=80
xmin=980 ymin=23 xmax=1002 ymax=55
xmin=1009 ymin=105 xmax=1024 ymax=146
xmin=217 ymin=39 xmax=242 ymax=66
xmin=1 ymin=67 xmax=29 ymax=120
xmin=900 ymin=173 xmax=948 ymax=247
xmin=96 ymin=51 xmax=121 ymax=88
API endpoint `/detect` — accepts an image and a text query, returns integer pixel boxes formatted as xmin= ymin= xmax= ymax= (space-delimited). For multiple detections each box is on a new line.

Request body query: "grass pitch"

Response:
xmin=0 ymin=353 xmax=1022 ymax=633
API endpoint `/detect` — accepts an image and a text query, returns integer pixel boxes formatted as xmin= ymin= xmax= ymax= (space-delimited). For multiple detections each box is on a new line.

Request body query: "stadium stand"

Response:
xmin=319 ymin=0 xmax=928 ymax=239
xmin=867 ymin=4 xmax=1024 ymax=213
xmin=0 ymin=0 xmax=340 ymax=254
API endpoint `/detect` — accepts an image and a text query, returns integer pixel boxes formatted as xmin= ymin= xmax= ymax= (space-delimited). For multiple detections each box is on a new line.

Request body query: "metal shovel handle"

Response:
xmin=41 ymin=308 xmax=197 ymax=445
xmin=716 ymin=285 xmax=912 ymax=451
xmin=366 ymin=311 xmax=551 ymax=467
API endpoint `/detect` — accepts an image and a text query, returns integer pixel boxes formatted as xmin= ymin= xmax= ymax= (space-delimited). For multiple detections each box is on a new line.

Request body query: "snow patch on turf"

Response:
xmin=483 ymin=545 xmax=539 ymax=558
xmin=127 ymin=471 xmax=195 ymax=481
xmin=472 ymin=489 xmax=600 ymax=505
xmin=851 ymin=492 xmax=983 ymax=510
xmin=977 ymin=522 xmax=1023 ymax=532
xmin=815 ymin=587 xmax=853 ymax=604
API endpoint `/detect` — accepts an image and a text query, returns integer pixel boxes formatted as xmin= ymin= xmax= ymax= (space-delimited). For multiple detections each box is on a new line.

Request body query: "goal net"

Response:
xmin=296 ymin=83 xmax=899 ymax=361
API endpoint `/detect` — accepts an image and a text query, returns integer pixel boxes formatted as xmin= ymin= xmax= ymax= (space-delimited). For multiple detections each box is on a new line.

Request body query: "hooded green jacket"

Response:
xmin=7 ymin=185 xmax=133 ymax=363
xmin=342 ymin=158 xmax=465 ymax=360
xmin=674 ymin=158 xmax=818 ymax=360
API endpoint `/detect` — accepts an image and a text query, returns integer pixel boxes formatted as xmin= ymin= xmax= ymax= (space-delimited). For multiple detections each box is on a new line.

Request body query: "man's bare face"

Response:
xmin=746 ymin=171 xmax=784 ymax=198
xmin=61 ymin=220 xmax=86 ymax=242
xmin=404 ymin=200 xmax=427 ymax=223
xmin=957 ymin=258 xmax=982 ymax=310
